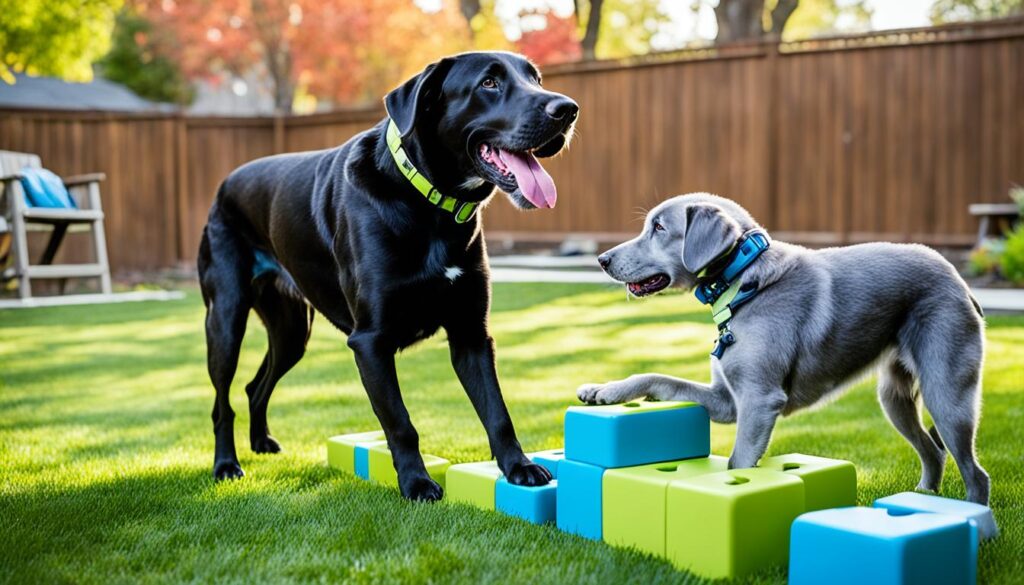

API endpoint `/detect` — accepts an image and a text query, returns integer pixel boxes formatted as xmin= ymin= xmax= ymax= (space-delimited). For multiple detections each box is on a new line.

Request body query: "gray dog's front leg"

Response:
xmin=577 ymin=373 xmax=736 ymax=423
xmin=728 ymin=387 xmax=787 ymax=468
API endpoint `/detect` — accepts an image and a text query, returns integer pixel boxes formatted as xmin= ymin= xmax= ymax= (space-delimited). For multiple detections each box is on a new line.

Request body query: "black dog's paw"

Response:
xmin=400 ymin=475 xmax=444 ymax=502
xmin=213 ymin=459 xmax=245 ymax=481
xmin=251 ymin=435 xmax=282 ymax=454
xmin=505 ymin=461 xmax=552 ymax=487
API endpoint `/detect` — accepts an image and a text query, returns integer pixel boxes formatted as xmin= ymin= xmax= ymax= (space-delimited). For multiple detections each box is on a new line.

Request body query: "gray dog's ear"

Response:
xmin=682 ymin=204 xmax=743 ymax=273
xmin=384 ymin=58 xmax=456 ymax=138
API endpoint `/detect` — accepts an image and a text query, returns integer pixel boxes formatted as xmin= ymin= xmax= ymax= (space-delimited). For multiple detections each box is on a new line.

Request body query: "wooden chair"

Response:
xmin=0 ymin=150 xmax=112 ymax=300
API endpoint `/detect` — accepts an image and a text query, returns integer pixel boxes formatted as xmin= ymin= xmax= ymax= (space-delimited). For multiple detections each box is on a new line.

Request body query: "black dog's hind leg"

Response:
xmin=347 ymin=330 xmax=442 ymax=501
xmin=247 ymin=281 xmax=314 ymax=453
xmin=199 ymin=215 xmax=253 ymax=480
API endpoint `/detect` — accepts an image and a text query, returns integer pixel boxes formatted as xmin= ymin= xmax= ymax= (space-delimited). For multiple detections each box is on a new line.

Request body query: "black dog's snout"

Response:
xmin=598 ymin=253 xmax=612 ymax=269
xmin=545 ymin=97 xmax=579 ymax=121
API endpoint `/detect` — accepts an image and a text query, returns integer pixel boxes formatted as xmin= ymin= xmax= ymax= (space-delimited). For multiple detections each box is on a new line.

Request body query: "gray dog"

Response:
xmin=578 ymin=192 xmax=990 ymax=505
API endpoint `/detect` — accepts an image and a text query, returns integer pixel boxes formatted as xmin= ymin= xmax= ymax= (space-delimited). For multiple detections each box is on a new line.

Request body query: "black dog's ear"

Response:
xmin=384 ymin=58 xmax=456 ymax=138
xmin=681 ymin=204 xmax=743 ymax=273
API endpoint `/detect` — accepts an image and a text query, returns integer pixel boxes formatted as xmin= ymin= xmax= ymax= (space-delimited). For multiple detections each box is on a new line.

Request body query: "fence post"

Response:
xmin=175 ymin=114 xmax=190 ymax=263
xmin=274 ymin=114 xmax=285 ymax=154
xmin=766 ymin=39 xmax=780 ymax=232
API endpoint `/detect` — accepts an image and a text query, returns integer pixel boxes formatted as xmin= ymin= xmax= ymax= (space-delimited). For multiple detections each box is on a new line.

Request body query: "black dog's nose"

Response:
xmin=597 ymin=253 xmax=612 ymax=269
xmin=545 ymin=97 xmax=579 ymax=121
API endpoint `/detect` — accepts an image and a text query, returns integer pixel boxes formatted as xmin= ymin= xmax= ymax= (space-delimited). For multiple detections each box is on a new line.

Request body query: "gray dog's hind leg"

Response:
xmin=877 ymin=358 xmax=947 ymax=493
xmin=919 ymin=365 xmax=991 ymax=505
xmin=577 ymin=373 xmax=736 ymax=422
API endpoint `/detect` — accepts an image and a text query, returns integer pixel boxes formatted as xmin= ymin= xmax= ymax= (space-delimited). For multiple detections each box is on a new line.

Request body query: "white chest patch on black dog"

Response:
xmin=444 ymin=266 xmax=463 ymax=282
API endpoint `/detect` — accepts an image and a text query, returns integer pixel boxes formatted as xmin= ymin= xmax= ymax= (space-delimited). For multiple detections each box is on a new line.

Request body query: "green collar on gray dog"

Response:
xmin=385 ymin=119 xmax=479 ymax=224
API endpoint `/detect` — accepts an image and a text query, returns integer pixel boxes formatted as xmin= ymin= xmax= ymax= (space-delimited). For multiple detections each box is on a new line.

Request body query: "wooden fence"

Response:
xmin=2 ymin=18 xmax=1023 ymax=272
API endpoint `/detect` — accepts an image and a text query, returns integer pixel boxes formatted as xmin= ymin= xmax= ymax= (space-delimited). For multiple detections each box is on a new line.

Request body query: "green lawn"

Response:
xmin=1 ymin=283 xmax=1022 ymax=584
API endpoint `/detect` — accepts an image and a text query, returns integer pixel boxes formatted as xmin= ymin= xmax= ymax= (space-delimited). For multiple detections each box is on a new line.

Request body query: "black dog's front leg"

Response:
xmin=347 ymin=330 xmax=442 ymax=501
xmin=448 ymin=332 xmax=552 ymax=486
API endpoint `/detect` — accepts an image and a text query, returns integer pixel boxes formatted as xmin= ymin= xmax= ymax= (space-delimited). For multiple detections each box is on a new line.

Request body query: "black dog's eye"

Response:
xmin=481 ymin=77 xmax=498 ymax=90
xmin=653 ymin=221 xmax=665 ymax=232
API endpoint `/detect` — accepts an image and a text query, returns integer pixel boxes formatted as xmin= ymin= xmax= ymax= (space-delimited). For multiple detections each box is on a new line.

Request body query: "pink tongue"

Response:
xmin=498 ymin=149 xmax=557 ymax=208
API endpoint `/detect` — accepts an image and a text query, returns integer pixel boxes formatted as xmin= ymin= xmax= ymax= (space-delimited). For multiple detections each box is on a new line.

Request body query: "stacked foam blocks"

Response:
xmin=327 ymin=399 xmax=993 ymax=582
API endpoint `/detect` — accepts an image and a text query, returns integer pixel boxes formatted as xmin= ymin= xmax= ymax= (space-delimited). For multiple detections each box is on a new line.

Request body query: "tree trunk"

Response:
xmin=461 ymin=0 xmax=481 ymax=38
xmin=715 ymin=0 xmax=800 ymax=43
xmin=715 ymin=0 xmax=765 ymax=43
xmin=769 ymin=0 xmax=799 ymax=36
xmin=580 ymin=0 xmax=604 ymax=60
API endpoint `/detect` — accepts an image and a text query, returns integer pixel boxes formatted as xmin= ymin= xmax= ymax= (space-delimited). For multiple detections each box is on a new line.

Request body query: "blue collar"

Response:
xmin=692 ymin=228 xmax=771 ymax=358
xmin=694 ymin=228 xmax=771 ymax=306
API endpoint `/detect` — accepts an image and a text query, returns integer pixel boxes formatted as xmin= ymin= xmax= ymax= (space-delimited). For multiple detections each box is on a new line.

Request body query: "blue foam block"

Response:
xmin=529 ymin=449 xmax=565 ymax=479
xmin=354 ymin=445 xmax=371 ymax=479
xmin=556 ymin=459 xmax=604 ymax=540
xmin=789 ymin=507 xmax=975 ymax=585
xmin=874 ymin=491 xmax=997 ymax=541
xmin=564 ymin=401 xmax=709 ymax=468
xmin=496 ymin=478 xmax=558 ymax=524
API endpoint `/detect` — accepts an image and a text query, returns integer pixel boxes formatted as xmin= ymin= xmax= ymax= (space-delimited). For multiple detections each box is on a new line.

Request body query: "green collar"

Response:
xmin=385 ymin=119 xmax=479 ymax=224
xmin=710 ymin=280 xmax=743 ymax=327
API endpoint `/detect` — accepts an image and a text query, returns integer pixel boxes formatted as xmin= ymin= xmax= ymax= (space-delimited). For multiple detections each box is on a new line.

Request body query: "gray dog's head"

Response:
xmin=598 ymin=193 xmax=761 ymax=296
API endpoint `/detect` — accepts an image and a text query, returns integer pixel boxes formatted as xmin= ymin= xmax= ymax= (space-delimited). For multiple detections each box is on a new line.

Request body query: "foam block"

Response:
xmin=528 ymin=449 xmax=565 ymax=479
xmin=603 ymin=455 xmax=729 ymax=556
xmin=874 ymin=491 xmax=998 ymax=541
xmin=354 ymin=441 xmax=386 ymax=479
xmin=666 ymin=468 xmax=805 ymax=579
xmin=564 ymin=400 xmax=709 ymax=468
xmin=496 ymin=478 xmax=558 ymax=524
xmin=366 ymin=443 xmax=449 ymax=488
xmin=760 ymin=453 xmax=857 ymax=511
xmin=445 ymin=461 xmax=504 ymax=510
xmin=556 ymin=459 xmax=605 ymax=540
xmin=326 ymin=431 xmax=386 ymax=475
xmin=789 ymin=507 xmax=976 ymax=585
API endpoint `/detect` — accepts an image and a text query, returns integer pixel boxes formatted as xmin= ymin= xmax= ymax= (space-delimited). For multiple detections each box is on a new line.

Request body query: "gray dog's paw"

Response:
xmin=576 ymin=383 xmax=604 ymax=404
xmin=577 ymin=381 xmax=642 ymax=405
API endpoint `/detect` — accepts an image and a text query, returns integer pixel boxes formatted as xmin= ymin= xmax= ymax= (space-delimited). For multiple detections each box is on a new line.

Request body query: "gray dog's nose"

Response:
xmin=545 ymin=97 xmax=579 ymax=121
xmin=598 ymin=253 xmax=612 ymax=270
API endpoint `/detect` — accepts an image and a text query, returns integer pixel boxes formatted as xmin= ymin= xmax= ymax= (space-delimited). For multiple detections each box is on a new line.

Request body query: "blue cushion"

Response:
xmin=18 ymin=167 xmax=77 ymax=209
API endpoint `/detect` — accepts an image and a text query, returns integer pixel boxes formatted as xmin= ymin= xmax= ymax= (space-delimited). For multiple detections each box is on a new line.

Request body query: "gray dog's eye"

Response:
xmin=481 ymin=77 xmax=498 ymax=90
xmin=653 ymin=221 xmax=665 ymax=232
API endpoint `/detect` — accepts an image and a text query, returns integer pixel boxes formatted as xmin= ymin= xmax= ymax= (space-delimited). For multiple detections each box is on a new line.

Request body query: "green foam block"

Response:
xmin=445 ymin=461 xmax=504 ymax=510
xmin=760 ymin=453 xmax=857 ymax=511
xmin=666 ymin=468 xmax=805 ymax=580
xmin=603 ymin=455 xmax=729 ymax=556
xmin=366 ymin=443 xmax=450 ymax=489
xmin=326 ymin=430 xmax=386 ymax=473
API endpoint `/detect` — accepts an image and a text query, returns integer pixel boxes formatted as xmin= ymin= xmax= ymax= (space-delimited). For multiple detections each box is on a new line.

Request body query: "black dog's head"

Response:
xmin=385 ymin=52 xmax=578 ymax=210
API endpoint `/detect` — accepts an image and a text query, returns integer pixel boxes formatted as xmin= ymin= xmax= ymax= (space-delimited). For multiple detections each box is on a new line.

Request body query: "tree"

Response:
xmin=714 ymin=0 xmax=799 ymax=42
xmin=708 ymin=0 xmax=872 ymax=43
xmin=0 ymin=0 xmax=123 ymax=84
xmin=132 ymin=0 xmax=470 ymax=112
xmin=98 ymin=8 xmax=193 ymax=104
xmin=577 ymin=0 xmax=606 ymax=60
xmin=931 ymin=0 xmax=1024 ymax=23
xmin=516 ymin=11 xmax=582 ymax=65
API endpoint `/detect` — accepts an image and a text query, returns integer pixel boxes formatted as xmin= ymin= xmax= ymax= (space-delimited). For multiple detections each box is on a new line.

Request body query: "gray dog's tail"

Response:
xmin=969 ymin=293 xmax=984 ymax=318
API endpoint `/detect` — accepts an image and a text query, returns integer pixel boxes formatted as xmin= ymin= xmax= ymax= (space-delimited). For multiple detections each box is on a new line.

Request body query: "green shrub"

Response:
xmin=1011 ymin=185 xmax=1024 ymax=216
xmin=1000 ymin=226 xmax=1024 ymax=284
xmin=968 ymin=238 xmax=1005 ymax=277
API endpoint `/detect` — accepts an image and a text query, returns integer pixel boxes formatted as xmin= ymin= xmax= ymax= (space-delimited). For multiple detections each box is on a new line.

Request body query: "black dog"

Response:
xmin=198 ymin=52 xmax=578 ymax=500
